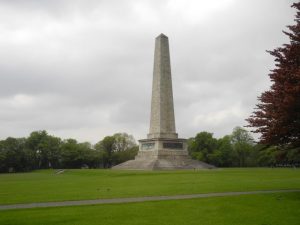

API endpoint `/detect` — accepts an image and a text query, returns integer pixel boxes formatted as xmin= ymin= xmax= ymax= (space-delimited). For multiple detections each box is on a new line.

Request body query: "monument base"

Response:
xmin=112 ymin=138 xmax=215 ymax=170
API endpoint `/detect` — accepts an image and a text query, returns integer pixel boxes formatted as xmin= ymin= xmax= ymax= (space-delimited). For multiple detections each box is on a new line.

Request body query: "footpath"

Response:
xmin=1 ymin=189 xmax=299 ymax=210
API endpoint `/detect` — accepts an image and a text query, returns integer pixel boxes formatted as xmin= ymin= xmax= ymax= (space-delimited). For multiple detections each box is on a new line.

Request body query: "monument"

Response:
xmin=113 ymin=34 xmax=214 ymax=170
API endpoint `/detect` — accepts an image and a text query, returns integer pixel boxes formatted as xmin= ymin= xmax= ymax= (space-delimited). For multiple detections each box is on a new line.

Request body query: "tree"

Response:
xmin=39 ymin=135 xmax=61 ymax=168
xmin=25 ymin=130 xmax=47 ymax=169
xmin=230 ymin=127 xmax=255 ymax=167
xmin=95 ymin=136 xmax=116 ymax=168
xmin=113 ymin=133 xmax=136 ymax=152
xmin=60 ymin=139 xmax=97 ymax=168
xmin=256 ymin=145 xmax=280 ymax=167
xmin=0 ymin=137 xmax=29 ymax=172
xmin=113 ymin=145 xmax=139 ymax=165
xmin=247 ymin=2 xmax=300 ymax=150
xmin=95 ymin=133 xmax=138 ymax=168
xmin=188 ymin=132 xmax=218 ymax=162
xmin=211 ymin=135 xmax=234 ymax=167
xmin=26 ymin=131 xmax=61 ymax=169
xmin=76 ymin=142 xmax=101 ymax=168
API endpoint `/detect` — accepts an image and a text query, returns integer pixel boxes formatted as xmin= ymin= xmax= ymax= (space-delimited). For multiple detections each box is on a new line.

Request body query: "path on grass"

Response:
xmin=1 ymin=189 xmax=299 ymax=210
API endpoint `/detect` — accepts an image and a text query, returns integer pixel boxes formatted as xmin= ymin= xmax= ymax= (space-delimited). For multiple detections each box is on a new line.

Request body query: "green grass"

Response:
xmin=0 ymin=192 xmax=299 ymax=225
xmin=0 ymin=168 xmax=300 ymax=205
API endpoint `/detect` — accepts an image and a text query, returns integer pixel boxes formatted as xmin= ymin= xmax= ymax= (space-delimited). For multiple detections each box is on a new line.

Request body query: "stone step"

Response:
xmin=112 ymin=157 xmax=215 ymax=170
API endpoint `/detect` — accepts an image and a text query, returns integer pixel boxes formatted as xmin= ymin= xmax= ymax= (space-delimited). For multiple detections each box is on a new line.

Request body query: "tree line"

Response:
xmin=1 ymin=126 xmax=299 ymax=173
xmin=188 ymin=127 xmax=299 ymax=167
xmin=0 ymin=131 xmax=138 ymax=173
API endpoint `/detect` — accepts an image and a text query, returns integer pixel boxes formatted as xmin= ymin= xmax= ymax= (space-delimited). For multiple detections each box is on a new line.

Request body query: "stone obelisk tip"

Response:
xmin=156 ymin=33 xmax=168 ymax=39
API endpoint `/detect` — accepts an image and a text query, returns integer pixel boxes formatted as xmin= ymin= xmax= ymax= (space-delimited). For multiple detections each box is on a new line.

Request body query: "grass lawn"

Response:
xmin=0 ymin=168 xmax=300 ymax=205
xmin=0 ymin=192 xmax=299 ymax=225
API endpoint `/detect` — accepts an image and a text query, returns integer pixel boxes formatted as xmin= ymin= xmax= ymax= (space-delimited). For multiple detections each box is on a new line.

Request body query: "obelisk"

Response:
xmin=148 ymin=34 xmax=178 ymax=139
xmin=112 ymin=34 xmax=214 ymax=170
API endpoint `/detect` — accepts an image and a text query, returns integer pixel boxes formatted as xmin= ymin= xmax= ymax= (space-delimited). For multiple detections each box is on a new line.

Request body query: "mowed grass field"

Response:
xmin=0 ymin=168 xmax=300 ymax=225
xmin=0 ymin=168 xmax=300 ymax=204
xmin=1 ymin=193 xmax=300 ymax=225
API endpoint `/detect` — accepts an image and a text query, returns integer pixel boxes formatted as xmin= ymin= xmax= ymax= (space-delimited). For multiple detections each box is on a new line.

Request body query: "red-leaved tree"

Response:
xmin=247 ymin=2 xmax=300 ymax=149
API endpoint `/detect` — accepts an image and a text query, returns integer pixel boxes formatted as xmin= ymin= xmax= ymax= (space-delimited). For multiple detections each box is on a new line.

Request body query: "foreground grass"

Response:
xmin=0 ymin=168 xmax=300 ymax=204
xmin=0 ymin=192 xmax=299 ymax=225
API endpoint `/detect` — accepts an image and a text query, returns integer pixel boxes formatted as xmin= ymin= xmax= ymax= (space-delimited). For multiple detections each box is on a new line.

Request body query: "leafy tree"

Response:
xmin=188 ymin=132 xmax=218 ymax=162
xmin=77 ymin=142 xmax=101 ymax=168
xmin=287 ymin=147 xmax=300 ymax=165
xmin=231 ymin=127 xmax=255 ymax=167
xmin=95 ymin=133 xmax=138 ymax=168
xmin=83 ymin=149 xmax=102 ymax=168
xmin=211 ymin=135 xmax=234 ymax=167
xmin=0 ymin=137 xmax=28 ymax=172
xmin=25 ymin=130 xmax=47 ymax=169
xmin=247 ymin=2 xmax=300 ymax=150
xmin=0 ymin=145 xmax=5 ymax=172
xmin=256 ymin=145 xmax=279 ymax=167
xmin=112 ymin=133 xmax=138 ymax=165
xmin=39 ymin=135 xmax=61 ymax=168
xmin=113 ymin=133 xmax=136 ymax=152
xmin=113 ymin=146 xmax=139 ymax=165
xmin=60 ymin=139 xmax=93 ymax=168
xmin=26 ymin=131 xmax=61 ymax=169
xmin=95 ymin=136 xmax=116 ymax=168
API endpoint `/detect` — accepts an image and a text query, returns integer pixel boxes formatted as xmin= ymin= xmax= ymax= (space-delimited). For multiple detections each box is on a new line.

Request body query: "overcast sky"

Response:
xmin=0 ymin=0 xmax=296 ymax=143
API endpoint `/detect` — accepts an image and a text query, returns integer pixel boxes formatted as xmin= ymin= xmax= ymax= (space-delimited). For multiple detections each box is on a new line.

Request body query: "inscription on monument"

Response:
xmin=163 ymin=142 xmax=183 ymax=149
xmin=141 ymin=142 xmax=155 ymax=150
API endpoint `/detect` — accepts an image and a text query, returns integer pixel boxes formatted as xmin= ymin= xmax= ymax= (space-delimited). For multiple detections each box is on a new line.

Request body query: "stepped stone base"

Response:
xmin=112 ymin=157 xmax=215 ymax=170
xmin=112 ymin=150 xmax=215 ymax=170
xmin=112 ymin=138 xmax=215 ymax=170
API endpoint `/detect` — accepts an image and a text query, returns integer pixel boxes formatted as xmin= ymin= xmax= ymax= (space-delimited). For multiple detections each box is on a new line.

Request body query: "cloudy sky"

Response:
xmin=0 ymin=0 xmax=296 ymax=143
